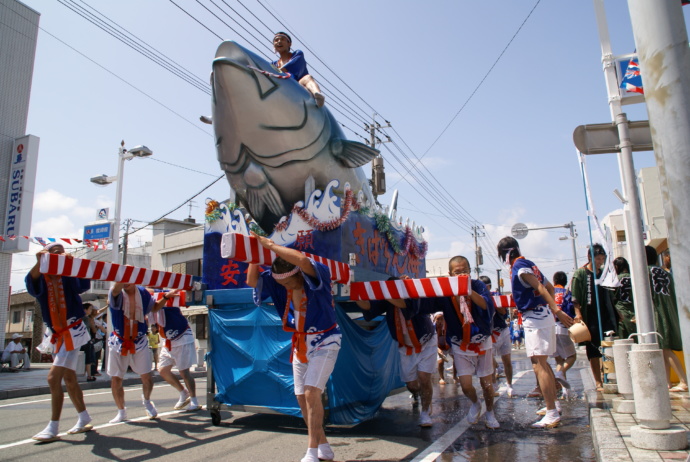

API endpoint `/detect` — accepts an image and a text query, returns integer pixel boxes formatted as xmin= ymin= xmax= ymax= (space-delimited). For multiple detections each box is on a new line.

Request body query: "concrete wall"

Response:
xmin=0 ymin=0 xmax=39 ymax=347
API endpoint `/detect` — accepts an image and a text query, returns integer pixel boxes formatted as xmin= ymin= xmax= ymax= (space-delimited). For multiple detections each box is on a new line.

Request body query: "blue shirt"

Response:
xmin=438 ymin=279 xmax=494 ymax=350
xmin=511 ymin=257 xmax=554 ymax=327
xmin=108 ymin=286 xmax=154 ymax=353
xmin=25 ymin=273 xmax=90 ymax=332
xmin=272 ymin=50 xmax=309 ymax=81
xmin=363 ymin=298 xmax=438 ymax=345
xmin=254 ymin=259 xmax=341 ymax=356
xmin=158 ymin=306 xmax=194 ymax=347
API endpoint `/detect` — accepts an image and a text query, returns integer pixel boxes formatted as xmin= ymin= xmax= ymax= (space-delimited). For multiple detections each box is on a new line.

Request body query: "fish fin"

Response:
xmin=332 ymin=139 xmax=379 ymax=168
xmin=246 ymin=183 xmax=285 ymax=218
xmin=244 ymin=162 xmax=286 ymax=218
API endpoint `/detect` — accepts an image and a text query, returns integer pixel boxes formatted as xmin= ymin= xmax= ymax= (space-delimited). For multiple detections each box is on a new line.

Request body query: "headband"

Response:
xmin=274 ymin=32 xmax=292 ymax=44
xmin=272 ymin=266 xmax=300 ymax=280
xmin=45 ymin=242 xmax=64 ymax=251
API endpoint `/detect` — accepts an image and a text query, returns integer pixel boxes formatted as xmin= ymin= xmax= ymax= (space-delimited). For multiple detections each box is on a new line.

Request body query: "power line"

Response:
xmin=127 ymin=174 xmax=225 ymax=237
xmin=59 ymin=0 xmax=211 ymax=95
xmin=417 ymin=0 xmax=542 ymax=163
xmin=38 ymin=27 xmax=213 ymax=138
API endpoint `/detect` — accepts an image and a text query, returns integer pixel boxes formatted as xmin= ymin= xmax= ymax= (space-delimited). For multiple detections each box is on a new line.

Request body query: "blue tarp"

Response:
xmin=207 ymin=289 xmax=404 ymax=424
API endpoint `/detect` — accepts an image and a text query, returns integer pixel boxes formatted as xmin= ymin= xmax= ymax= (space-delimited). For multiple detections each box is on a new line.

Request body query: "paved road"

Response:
xmin=0 ymin=350 xmax=595 ymax=461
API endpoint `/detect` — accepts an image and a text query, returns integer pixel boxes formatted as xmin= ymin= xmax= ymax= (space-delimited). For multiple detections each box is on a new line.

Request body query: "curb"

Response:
xmin=0 ymin=370 xmax=206 ymax=401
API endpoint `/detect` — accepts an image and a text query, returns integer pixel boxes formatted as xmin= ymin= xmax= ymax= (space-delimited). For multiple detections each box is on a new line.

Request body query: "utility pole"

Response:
xmin=628 ymin=0 xmax=690 ymax=383
xmin=365 ymin=114 xmax=390 ymax=201
xmin=496 ymin=268 xmax=502 ymax=295
xmin=472 ymin=225 xmax=485 ymax=278
xmin=121 ymin=218 xmax=132 ymax=265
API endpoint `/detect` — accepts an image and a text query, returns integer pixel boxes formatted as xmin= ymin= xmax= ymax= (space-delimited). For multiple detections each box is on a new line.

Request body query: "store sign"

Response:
xmin=3 ymin=135 xmax=40 ymax=253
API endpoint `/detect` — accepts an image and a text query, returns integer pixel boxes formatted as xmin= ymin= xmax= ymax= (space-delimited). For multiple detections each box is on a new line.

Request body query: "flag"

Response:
xmin=620 ymin=56 xmax=644 ymax=95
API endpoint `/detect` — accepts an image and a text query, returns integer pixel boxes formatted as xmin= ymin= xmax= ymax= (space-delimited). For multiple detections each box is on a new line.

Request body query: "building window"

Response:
xmin=11 ymin=310 xmax=21 ymax=324
xmin=171 ymin=260 xmax=202 ymax=277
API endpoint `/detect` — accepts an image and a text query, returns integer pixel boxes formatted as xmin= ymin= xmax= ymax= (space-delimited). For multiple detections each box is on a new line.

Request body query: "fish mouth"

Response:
xmin=213 ymin=57 xmax=280 ymax=100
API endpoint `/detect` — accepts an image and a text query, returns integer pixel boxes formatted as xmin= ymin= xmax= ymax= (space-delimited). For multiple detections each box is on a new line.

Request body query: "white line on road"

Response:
xmin=0 ymin=380 xmax=205 ymax=409
xmin=410 ymin=369 xmax=531 ymax=462
xmin=0 ymin=408 xmax=195 ymax=450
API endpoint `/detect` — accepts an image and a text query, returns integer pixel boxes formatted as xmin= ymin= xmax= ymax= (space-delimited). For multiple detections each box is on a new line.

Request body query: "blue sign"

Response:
xmin=84 ymin=222 xmax=112 ymax=240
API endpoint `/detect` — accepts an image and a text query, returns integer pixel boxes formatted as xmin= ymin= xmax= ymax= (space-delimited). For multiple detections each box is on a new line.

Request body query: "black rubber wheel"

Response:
xmin=211 ymin=410 xmax=221 ymax=426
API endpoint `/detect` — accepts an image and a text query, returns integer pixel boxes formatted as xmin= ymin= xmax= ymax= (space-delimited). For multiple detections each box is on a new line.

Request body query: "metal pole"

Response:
xmin=496 ymin=269 xmax=501 ymax=295
xmin=628 ymin=0 xmax=690 ymax=354
xmin=111 ymin=146 xmax=126 ymax=264
xmin=615 ymin=113 xmax=656 ymax=341
xmin=569 ymin=222 xmax=578 ymax=273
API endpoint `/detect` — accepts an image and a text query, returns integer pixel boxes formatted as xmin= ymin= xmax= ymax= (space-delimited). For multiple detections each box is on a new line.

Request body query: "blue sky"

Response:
xmin=10 ymin=0 xmax=688 ymax=290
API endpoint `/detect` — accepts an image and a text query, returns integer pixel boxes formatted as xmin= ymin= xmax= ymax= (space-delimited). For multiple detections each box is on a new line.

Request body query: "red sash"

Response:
xmin=120 ymin=291 xmax=140 ymax=356
xmin=394 ymin=306 xmax=422 ymax=356
xmin=113 ymin=331 xmax=136 ymax=356
xmin=45 ymin=275 xmax=79 ymax=352
xmin=451 ymin=296 xmax=485 ymax=355
xmin=282 ymin=290 xmax=336 ymax=363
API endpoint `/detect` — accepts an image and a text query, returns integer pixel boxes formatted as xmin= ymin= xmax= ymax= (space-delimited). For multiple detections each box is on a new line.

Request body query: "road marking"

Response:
xmin=0 ymin=380 xmax=207 ymax=409
xmin=0 ymin=408 xmax=194 ymax=450
xmin=410 ymin=369 xmax=531 ymax=462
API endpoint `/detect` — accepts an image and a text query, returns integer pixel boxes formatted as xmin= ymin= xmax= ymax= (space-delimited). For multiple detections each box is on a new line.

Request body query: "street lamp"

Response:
xmin=90 ymin=141 xmax=153 ymax=264
xmin=558 ymin=222 xmax=579 ymax=273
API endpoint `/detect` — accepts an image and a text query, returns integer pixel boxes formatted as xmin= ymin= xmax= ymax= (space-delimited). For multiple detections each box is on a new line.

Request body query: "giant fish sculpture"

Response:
xmin=210 ymin=41 xmax=379 ymax=232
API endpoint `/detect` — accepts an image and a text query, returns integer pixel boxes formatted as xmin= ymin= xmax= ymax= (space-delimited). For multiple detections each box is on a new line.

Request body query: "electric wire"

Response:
xmin=38 ymin=27 xmax=213 ymax=138
xmin=59 ymin=0 xmax=211 ymax=95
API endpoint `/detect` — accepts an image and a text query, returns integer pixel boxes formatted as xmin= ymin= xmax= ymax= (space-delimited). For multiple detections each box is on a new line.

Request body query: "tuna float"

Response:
xmin=199 ymin=41 xmax=429 ymax=426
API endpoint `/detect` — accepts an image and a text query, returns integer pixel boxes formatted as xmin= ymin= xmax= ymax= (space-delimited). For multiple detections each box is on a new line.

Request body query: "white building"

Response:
xmin=602 ymin=166 xmax=669 ymax=262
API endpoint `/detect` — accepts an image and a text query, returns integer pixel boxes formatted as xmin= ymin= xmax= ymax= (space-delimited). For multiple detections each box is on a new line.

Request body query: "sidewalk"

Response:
xmin=0 ymin=362 xmax=206 ymax=400
xmin=583 ymin=369 xmax=690 ymax=461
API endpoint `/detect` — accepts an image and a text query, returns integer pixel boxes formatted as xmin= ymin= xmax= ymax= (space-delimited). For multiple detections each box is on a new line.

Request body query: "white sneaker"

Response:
xmin=554 ymin=371 xmax=571 ymax=389
xmin=506 ymin=384 xmax=514 ymax=398
xmin=536 ymin=401 xmax=562 ymax=416
xmin=317 ymin=444 xmax=334 ymax=461
xmin=186 ymin=402 xmax=202 ymax=411
xmin=532 ymin=410 xmax=561 ymax=428
xmin=174 ymin=390 xmax=191 ymax=410
xmin=419 ymin=411 xmax=433 ymax=427
xmin=143 ymin=397 xmax=158 ymax=419
xmin=300 ymin=452 xmax=319 ymax=462
xmin=466 ymin=401 xmax=481 ymax=424
xmin=485 ymin=411 xmax=500 ymax=429
xmin=109 ymin=410 xmax=128 ymax=424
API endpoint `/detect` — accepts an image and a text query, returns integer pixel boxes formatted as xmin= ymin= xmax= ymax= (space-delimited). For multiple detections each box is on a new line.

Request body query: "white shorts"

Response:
xmin=107 ymin=346 xmax=153 ymax=378
xmin=553 ymin=333 xmax=577 ymax=359
xmin=293 ymin=348 xmax=339 ymax=395
xmin=524 ymin=326 xmax=556 ymax=357
xmin=451 ymin=346 xmax=494 ymax=378
xmin=399 ymin=334 xmax=438 ymax=383
xmin=493 ymin=329 xmax=511 ymax=356
xmin=159 ymin=342 xmax=196 ymax=371
xmin=53 ymin=344 xmax=80 ymax=371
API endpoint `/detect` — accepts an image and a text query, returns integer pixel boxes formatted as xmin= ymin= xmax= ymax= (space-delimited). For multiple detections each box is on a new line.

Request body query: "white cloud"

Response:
xmin=32 ymin=215 xmax=80 ymax=237
xmin=34 ymin=189 xmax=78 ymax=211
